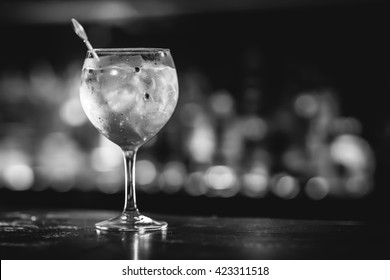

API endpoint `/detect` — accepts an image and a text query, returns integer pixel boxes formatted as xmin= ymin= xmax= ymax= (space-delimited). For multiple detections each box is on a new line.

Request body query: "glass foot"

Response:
xmin=95 ymin=211 xmax=167 ymax=232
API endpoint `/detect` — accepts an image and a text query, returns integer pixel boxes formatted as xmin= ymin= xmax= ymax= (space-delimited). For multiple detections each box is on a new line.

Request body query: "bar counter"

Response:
xmin=1 ymin=209 xmax=389 ymax=259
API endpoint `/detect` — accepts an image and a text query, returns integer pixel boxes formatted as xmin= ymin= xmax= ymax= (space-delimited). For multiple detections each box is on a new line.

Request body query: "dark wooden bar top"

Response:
xmin=1 ymin=210 xmax=389 ymax=259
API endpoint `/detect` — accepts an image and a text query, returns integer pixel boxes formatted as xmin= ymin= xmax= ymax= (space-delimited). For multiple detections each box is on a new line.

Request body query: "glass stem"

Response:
xmin=123 ymin=149 xmax=139 ymax=214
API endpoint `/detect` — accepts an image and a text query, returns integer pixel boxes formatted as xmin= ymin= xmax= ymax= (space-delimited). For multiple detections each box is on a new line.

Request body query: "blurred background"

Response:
xmin=0 ymin=0 xmax=389 ymax=220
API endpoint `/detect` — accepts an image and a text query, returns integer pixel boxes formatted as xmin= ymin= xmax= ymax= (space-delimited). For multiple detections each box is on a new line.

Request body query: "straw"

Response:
xmin=71 ymin=18 xmax=99 ymax=60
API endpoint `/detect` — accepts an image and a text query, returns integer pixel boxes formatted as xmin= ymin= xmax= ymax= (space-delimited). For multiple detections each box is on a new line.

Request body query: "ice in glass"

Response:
xmin=79 ymin=48 xmax=178 ymax=231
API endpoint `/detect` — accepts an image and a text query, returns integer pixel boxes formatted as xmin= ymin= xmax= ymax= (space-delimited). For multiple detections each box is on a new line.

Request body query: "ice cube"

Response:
xmin=83 ymin=56 xmax=121 ymax=70
xmin=125 ymin=55 xmax=144 ymax=68
xmin=105 ymin=83 xmax=139 ymax=113
xmin=83 ymin=55 xmax=144 ymax=70
xmin=129 ymin=66 xmax=178 ymax=135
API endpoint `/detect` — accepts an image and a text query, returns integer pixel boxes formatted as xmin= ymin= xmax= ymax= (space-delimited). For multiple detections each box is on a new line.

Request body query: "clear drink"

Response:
xmin=79 ymin=48 xmax=179 ymax=231
xmin=80 ymin=51 xmax=178 ymax=149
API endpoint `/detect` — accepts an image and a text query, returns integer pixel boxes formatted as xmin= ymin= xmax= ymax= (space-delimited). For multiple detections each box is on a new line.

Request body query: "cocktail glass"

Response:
xmin=79 ymin=48 xmax=179 ymax=231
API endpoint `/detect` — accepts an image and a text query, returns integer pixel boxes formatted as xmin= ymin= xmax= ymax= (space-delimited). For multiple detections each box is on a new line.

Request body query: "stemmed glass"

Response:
xmin=79 ymin=48 xmax=179 ymax=231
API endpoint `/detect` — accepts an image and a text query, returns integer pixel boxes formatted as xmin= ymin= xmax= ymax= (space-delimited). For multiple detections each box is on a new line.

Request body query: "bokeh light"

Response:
xmin=240 ymin=116 xmax=268 ymax=141
xmin=186 ymin=124 xmax=216 ymax=164
xmin=96 ymin=171 xmax=123 ymax=194
xmin=91 ymin=136 xmax=122 ymax=172
xmin=205 ymin=165 xmax=236 ymax=191
xmin=209 ymin=90 xmax=235 ymax=117
xmin=36 ymin=132 xmax=84 ymax=192
xmin=59 ymin=96 xmax=88 ymax=126
xmin=184 ymin=172 xmax=208 ymax=196
xmin=330 ymin=134 xmax=374 ymax=172
xmin=271 ymin=174 xmax=300 ymax=200
xmin=305 ymin=177 xmax=329 ymax=200
xmin=136 ymin=159 xmax=158 ymax=193
xmin=294 ymin=93 xmax=319 ymax=119
xmin=159 ymin=161 xmax=187 ymax=194
xmin=2 ymin=164 xmax=34 ymax=191
xmin=345 ymin=175 xmax=373 ymax=198
xmin=241 ymin=163 xmax=269 ymax=198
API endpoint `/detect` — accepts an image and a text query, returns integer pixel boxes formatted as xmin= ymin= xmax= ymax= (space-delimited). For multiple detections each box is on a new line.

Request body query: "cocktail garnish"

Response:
xmin=71 ymin=18 xmax=99 ymax=60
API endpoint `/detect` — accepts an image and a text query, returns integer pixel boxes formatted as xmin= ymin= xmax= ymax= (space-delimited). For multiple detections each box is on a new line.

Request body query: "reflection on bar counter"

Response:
xmin=0 ymin=55 xmax=375 ymax=201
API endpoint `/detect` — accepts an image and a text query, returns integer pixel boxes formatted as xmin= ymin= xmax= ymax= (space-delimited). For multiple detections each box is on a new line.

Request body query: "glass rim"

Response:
xmin=88 ymin=48 xmax=170 ymax=54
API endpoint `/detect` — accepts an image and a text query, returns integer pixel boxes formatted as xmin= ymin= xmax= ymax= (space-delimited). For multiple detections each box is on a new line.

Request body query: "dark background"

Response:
xmin=0 ymin=0 xmax=389 ymax=221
